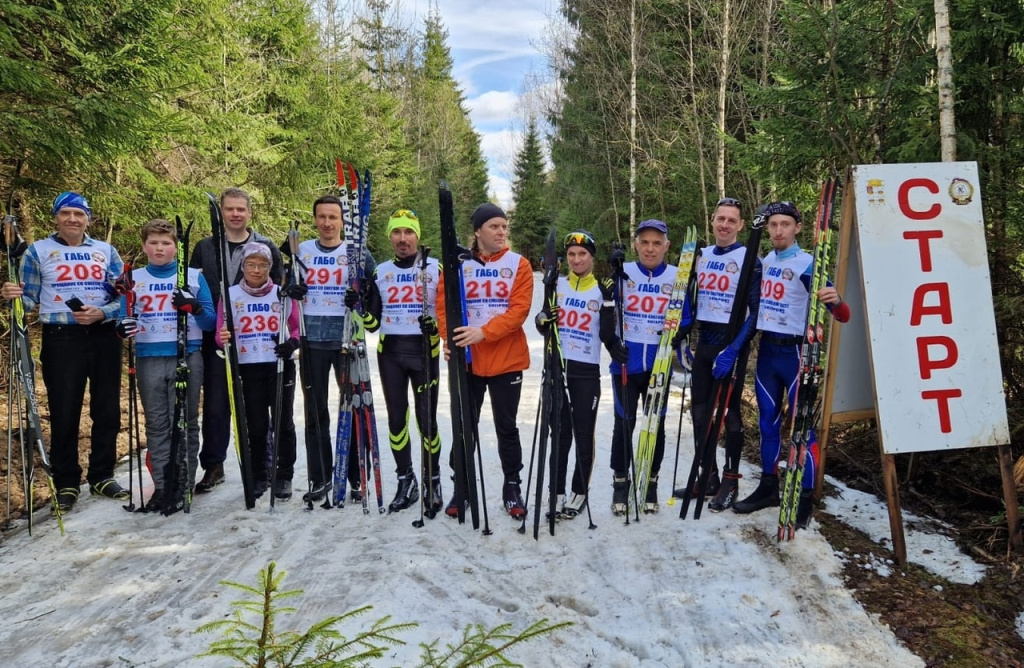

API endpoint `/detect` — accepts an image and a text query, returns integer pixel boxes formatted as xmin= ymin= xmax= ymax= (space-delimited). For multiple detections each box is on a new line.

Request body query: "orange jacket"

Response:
xmin=436 ymin=247 xmax=533 ymax=377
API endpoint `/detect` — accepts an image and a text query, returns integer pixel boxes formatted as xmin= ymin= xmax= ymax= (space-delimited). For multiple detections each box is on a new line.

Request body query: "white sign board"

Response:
xmin=853 ymin=162 xmax=1009 ymax=454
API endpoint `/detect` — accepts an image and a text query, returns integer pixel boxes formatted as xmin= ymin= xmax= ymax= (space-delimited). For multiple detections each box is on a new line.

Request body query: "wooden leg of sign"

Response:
xmin=997 ymin=444 xmax=1023 ymax=552
xmin=881 ymin=452 xmax=908 ymax=567
xmin=813 ymin=413 xmax=833 ymax=502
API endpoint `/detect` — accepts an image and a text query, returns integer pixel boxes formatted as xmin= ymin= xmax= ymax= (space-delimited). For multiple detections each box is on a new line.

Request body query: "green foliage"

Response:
xmin=509 ymin=119 xmax=550 ymax=263
xmin=0 ymin=0 xmax=489 ymax=268
xmin=198 ymin=562 xmax=571 ymax=668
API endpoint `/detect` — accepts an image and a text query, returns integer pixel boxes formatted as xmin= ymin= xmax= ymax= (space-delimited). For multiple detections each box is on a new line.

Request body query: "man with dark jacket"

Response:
xmin=191 ymin=187 xmax=283 ymax=493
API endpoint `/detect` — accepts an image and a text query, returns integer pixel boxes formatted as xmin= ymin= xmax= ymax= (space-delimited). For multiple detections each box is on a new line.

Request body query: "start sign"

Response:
xmin=853 ymin=162 xmax=1009 ymax=454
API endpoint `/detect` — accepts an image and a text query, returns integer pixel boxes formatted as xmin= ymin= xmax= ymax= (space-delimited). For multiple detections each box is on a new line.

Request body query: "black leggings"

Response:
xmin=378 ymin=349 xmax=440 ymax=476
xmin=550 ymin=375 xmax=600 ymax=495
xmin=466 ymin=371 xmax=524 ymax=483
xmin=690 ymin=341 xmax=750 ymax=472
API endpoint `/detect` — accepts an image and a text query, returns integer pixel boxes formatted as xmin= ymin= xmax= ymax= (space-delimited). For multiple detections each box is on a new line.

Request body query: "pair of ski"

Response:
xmin=778 ymin=177 xmax=839 ymax=540
xmin=438 ymin=182 xmax=489 ymax=534
xmin=330 ymin=159 xmax=385 ymax=514
xmin=2 ymin=214 xmax=64 ymax=535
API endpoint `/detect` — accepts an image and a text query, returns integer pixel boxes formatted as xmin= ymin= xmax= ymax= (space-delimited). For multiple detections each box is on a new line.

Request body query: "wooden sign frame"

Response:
xmin=814 ymin=167 xmax=1021 ymax=566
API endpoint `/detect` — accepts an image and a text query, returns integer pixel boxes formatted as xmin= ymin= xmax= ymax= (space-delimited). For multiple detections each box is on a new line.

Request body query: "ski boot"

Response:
xmin=563 ymin=493 xmax=587 ymax=519
xmin=195 ymin=463 xmax=225 ymax=494
xmin=732 ymin=473 xmax=779 ymax=514
xmin=301 ymin=480 xmax=330 ymax=504
xmin=708 ymin=470 xmax=741 ymax=512
xmin=388 ymin=468 xmax=419 ymax=514
xmin=673 ymin=467 xmax=719 ymax=499
xmin=502 ymin=480 xmax=527 ymax=519
xmin=545 ymin=494 xmax=566 ymax=520
xmin=611 ymin=473 xmax=629 ymax=516
xmin=643 ymin=475 xmax=659 ymax=514
xmin=423 ymin=475 xmax=443 ymax=519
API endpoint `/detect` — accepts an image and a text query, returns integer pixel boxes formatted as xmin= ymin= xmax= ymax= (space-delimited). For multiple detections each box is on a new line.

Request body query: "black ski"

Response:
xmin=533 ymin=228 xmax=564 ymax=538
xmin=439 ymin=181 xmax=481 ymax=528
xmin=680 ymin=207 xmax=767 ymax=520
xmin=164 ymin=216 xmax=194 ymax=515
xmin=208 ymin=193 xmax=256 ymax=509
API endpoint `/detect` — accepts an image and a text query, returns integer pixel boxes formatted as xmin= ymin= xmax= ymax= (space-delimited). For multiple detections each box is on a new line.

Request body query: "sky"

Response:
xmin=0 ymin=275 xmax=1006 ymax=667
xmin=403 ymin=0 xmax=556 ymax=208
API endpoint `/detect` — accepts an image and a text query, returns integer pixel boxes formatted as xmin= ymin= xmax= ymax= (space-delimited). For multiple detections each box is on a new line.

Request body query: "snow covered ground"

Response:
xmin=0 ymin=273 xmax=991 ymax=666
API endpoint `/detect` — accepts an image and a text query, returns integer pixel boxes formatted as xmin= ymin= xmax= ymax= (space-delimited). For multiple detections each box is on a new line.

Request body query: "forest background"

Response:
xmin=2 ymin=0 xmax=1024 ymax=547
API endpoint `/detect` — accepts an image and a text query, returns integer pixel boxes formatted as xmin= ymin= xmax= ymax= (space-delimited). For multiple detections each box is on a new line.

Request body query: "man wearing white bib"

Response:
xmin=732 ymin=201 xmax=849 ymax=525
xmin=436 ymin=203 xmax=534 ymax=520
xmin=1 ymin=192 xmax=126 ymax=512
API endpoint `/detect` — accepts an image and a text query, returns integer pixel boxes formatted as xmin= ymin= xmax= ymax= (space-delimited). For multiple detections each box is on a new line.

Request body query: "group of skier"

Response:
xmin=3 ymin=186 xmax=848 ymax=531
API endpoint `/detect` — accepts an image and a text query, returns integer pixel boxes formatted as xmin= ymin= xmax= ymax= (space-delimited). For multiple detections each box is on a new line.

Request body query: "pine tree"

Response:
xmin=510 ymin=119 xmax=549 ymax=265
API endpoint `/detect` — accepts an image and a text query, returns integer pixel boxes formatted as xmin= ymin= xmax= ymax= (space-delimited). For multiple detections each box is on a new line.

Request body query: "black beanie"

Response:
xmin=471 ymin=203 xmax=507 ymax=230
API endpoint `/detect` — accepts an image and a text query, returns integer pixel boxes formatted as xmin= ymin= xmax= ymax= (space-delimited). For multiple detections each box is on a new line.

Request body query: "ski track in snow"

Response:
xmin=0 ymin=274 xmax=929 ymax=667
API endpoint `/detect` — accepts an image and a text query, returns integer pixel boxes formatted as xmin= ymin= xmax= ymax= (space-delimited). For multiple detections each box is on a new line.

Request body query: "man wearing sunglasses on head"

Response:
xmin=435 ymin=203 xmax=533 ymax=520
xmin=285 ymin=194 xmax=378 ymax=505
xmin=607 ymin=219 xmax=679 ymax=515
xmin=683 ymin=197 xmax=761 ymax=512
xmin=535 ymin=230 xmax=628 ymax=519
xmin=356 ymin=209 xmax=444 ymax=516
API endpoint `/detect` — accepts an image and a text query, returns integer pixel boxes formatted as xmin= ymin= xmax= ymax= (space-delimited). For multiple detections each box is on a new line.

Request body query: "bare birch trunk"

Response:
xmin=716 ymin=0 xmax=731 ymax=196
xmin=934 ymin=0 xmax=956 ymax=161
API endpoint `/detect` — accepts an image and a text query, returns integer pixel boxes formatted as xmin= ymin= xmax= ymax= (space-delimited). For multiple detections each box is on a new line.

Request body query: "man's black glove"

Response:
xmin=172 ymin=288 xmax=203 ymax=315
xmin=419 ymin=314 xmax=439 ymax=337
xmin=115 ymin=317 xmax=138 ymax=340
xmin=282 ymin=282 xmax=307 ymax=300
xmin=609 ymin=246 xmax=626 ymax=279
xmin=606 ymin=339 xmax=630 ymax=365
xmin=344 ymin=287 xmax=362 ymax=310
xmin=275 ymin=337 xmax=300 ymax=359
xmin=671 ymin=321 xmax=692 ymax=349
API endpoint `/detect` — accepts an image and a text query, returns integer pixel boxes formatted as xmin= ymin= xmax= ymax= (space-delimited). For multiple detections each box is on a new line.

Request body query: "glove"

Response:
xmin=274 ymin=337 xmax=300 ymax=359
xmin=752 ymin=203 xmax=770 ymax=227
xmin=172 ymin=288 xmax=203 ymax=315
xmin=712 ymin=343 xmax=740 ymax=380
xmin=671 ymin=321 xmax=692 ymax=350
xmin=115 ymin=317 xmax=138 ymax=339
xmin=609 ymin=246 xmax=626 ymax=278
xmin=606 ymin=339 xmax=630 ymax=365
xmin=281 ymin=281 xmax=308 ymax=300
xmin=680 ymin=344 xmax=694 ymax=372
xmin=534 ymin=306 xmax=558 ymax=332
xmin=418 ymin=314 xmax=439 ymax=337
xmin=344 ymin=287 xmax=362 ymax=310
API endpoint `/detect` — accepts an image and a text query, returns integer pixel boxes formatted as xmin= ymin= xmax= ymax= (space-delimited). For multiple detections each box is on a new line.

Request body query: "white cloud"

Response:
xmin=401 ymin=0 xmax=554 ymax=209
xmin=466 ymin=90 xmax=520 ymax=125
xmin=478 ymin=128 xmax=522 ymax=209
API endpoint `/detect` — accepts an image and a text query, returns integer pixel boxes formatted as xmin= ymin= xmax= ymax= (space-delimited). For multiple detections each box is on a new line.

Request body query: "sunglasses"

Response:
xmin=716 ymin=197 xmax=743 ymax=211
xmin=391 ymin=209 xmax=419 ymax=220
xmin=564 ymin=231 xmax=596 ymax=247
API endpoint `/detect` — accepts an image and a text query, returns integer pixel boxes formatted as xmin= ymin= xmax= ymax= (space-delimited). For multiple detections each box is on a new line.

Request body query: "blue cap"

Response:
xmin=636 ymin=219 xmax=668 ymax=235
xmin=52 ymin=192 xmax=92 ymax=219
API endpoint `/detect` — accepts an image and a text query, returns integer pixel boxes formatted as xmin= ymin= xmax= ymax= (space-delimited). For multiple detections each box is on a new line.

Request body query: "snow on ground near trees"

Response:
xmin=0 ymin=273 xmax=985 ymax=667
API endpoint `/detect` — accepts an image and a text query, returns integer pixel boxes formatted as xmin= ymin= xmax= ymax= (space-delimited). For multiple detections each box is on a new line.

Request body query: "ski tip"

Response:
xmin=438 ymin=179 xmax=450 ymax=192
xmin=334 ymin=158 xmax=344 ymax=183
